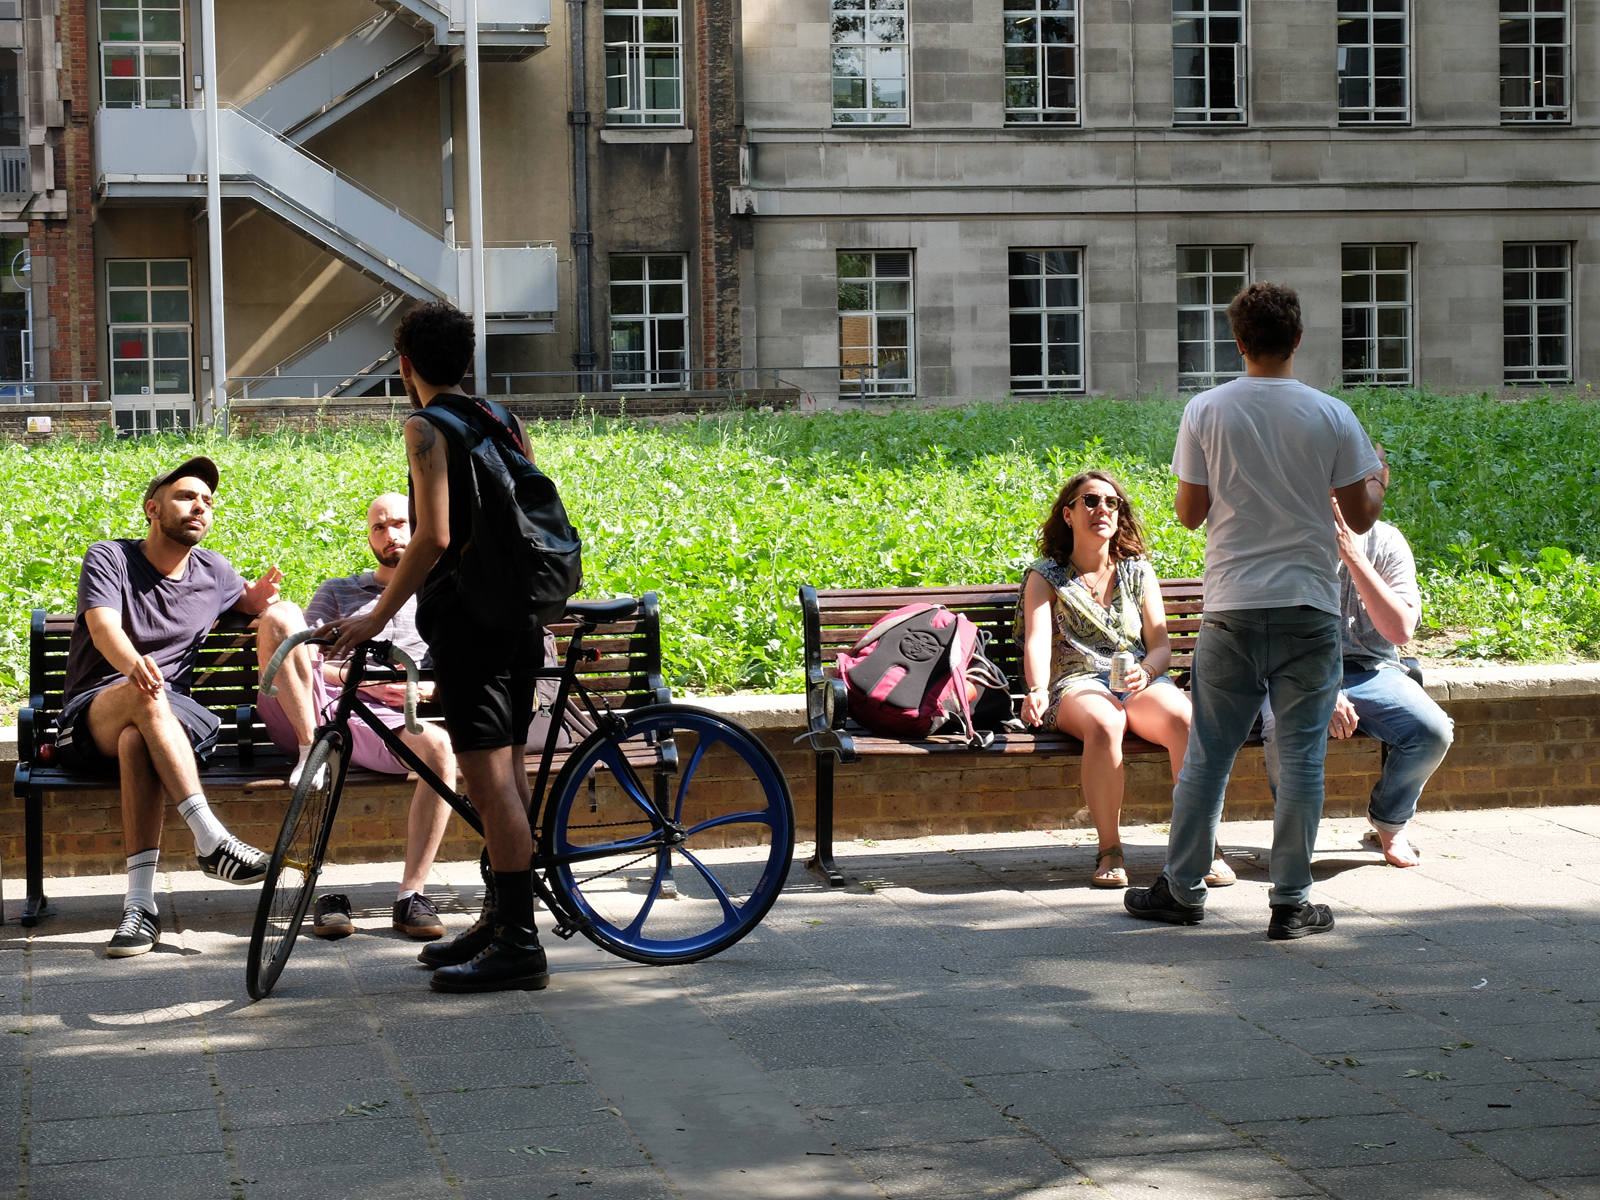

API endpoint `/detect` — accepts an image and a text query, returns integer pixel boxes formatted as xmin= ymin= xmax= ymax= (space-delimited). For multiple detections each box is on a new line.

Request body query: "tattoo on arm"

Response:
xmin=405 ymin=416 xmax=440 ymax=474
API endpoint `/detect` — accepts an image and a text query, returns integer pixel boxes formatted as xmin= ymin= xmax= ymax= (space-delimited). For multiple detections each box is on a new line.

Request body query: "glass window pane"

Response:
xmin=611 ymin=284 xmax=645 ymax=314
xmin=1341 ymin=245 xmax=1372 ymax=271
xmin=153 ymin=360 xmax=189 ymax=393
xmin=1375 ymin=273 xmax=1408 ymax=302
xmin=108 ymin=261 xmax=146 ymax=287
xmin=109 ymin=290 xmax=148 ymax=322
xmin=837 ymin=252 xmax=871 ymax=278
xmin=152 ymin=328 xmax=188 ymax=357
xmin=1342 ymin=274 xmax=1372 ymax=303
xmin=648 ymin=283 xmax=684 ymax=314
xmin=1010 ymin=313 xmax=1041 ymax=344
xmin=150 ymin=290 xmax=189 ymax=322
xmin=1009 ymin=250 xmax=1041 ymax=276
xmin=1534 ymin=243 xmax=1567 ymax=269
xmin=149 ymin=260 xmax=187 ymax=286
xmin=838 ymin=281 xmax=871 ymax=311
xmin=1373 ymin=245 xmax=1409 ymax=271
xmin=611 ymin=256 xmax=645 ymax=281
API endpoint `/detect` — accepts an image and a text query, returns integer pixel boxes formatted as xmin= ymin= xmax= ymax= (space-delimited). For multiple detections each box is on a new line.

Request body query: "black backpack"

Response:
xmin=414 ymin=395 xmax=584 ymax=630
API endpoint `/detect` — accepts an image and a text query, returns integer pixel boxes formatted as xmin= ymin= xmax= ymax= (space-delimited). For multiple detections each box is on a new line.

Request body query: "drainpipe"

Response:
xmin=200 ymin=0 xmax=226 ymax=428
xmin=464 ymin=0 xmax=489 ymax=394
xmin=569 ymin=0 xmax=594 ymax=391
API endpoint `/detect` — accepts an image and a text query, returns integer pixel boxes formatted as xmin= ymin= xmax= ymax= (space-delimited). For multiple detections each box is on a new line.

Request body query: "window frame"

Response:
xmin=607 ymin=253 xmax=689 ymax=391
xmin=1007 ymin=248 xmax=1085 ymax=395
xmin=1503 ymin=242 xmax=1574 ymax=385
xmin=1003 ymin=0 xmax=1080 ymax=127
xmin=1337 ymin=0 xmax=1410 ymax=124
xmin=831 ymin=0 xmax=910 ymax=126
xmin=1499 ymin=0 xmax=1569 ymax=124
xmin=603 ymin=0 xmax=685 ymax=127
xmin=838 ymin=251 xmax=915 ymax=398
xmin=1176 ymin=246 xmax=1249 ymax=393
xmin=1340 ymin=243 xmax=1414 ymax=388
xmin=0 ymin=236 xmax=31 ymax=399
xmin=1172 ymin=0 xmax=1247 ymax=125
xmin=98 ymin=0 xmax=185 ymax=111
xmin=107 ymin=257 xmax=194 ymax=436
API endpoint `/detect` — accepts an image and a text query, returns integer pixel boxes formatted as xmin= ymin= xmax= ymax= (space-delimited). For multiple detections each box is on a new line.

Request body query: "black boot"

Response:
xmin=418 ymin=849 xmax=496 ymax=968
xmin=430 ymin=867 xmax=549 ymax=993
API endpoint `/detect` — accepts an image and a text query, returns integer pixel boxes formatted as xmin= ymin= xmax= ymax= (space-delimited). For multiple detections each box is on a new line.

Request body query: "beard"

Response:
xmin=404 ymin=374 xmax=421 ymax=409
xmin=159 ymin=512 xmax=206 ymax=547
xmin=375 ymin=547 xmax=403 ymax=568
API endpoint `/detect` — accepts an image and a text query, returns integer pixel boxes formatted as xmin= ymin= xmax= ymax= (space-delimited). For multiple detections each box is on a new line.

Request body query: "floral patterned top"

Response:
xmin=1015 ymin=555 xmax=1162 ymax=705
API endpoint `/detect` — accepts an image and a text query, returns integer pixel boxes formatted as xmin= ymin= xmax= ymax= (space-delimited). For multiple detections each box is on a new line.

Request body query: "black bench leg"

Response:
xmin=805 ymin=752 xmax=846 ymax=888
xmin=21 ymin=785 xmax=48 ymax=926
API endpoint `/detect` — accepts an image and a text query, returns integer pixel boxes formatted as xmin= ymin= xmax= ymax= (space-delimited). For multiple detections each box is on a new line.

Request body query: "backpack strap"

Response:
xmin=430 ymin=394 xmax=529 ymax=459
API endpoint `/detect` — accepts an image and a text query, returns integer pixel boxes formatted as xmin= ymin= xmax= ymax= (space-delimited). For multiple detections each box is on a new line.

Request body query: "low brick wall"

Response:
xmin=227 ymin=390 xmax=800 ymax=436
xmin=3 ymin=666 xmax=1596 ymax=880
xmin=0 ymin=401 xmax=111 ymax=442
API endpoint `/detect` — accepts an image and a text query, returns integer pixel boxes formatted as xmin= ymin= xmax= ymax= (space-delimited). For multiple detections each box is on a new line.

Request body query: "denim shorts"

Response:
xmin=1058 ymin=670 xmax=1178 ymax=706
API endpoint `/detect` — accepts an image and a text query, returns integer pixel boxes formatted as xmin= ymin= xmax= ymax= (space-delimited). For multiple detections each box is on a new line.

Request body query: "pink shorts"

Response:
xmin=257 ymin=672 xmax=410 ymax=775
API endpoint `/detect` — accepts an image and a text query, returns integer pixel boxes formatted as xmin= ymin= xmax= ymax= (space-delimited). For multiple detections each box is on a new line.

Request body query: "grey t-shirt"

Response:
xmin=1341 ymin=521 xmax=1421 ymax=670
xmin=1172 ymin=376 xmax=1383 ymax=614
xmin=305 ymin=571 xmax=428 ymax=665
xmin=63 ymin=539 xmax=247 ymax=703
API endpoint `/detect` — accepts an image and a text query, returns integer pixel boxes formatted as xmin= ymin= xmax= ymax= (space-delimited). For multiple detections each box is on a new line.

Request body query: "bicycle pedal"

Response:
xmin=552 ymin=923 xmax=582 ymax=940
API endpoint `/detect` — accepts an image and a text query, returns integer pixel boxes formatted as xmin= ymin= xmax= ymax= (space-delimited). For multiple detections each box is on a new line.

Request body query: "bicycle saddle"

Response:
xmin=565 ymin=597 xmax=638 ymax=622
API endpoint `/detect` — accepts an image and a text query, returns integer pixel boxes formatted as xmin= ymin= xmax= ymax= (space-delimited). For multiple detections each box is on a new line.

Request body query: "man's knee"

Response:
xmin=1416 ymin=708 xmax=1455 ymax=758
xmin=257 ymin=600 xmax=307 ymax=646
xmin=117 ymin=724 xmax=149 ymax=762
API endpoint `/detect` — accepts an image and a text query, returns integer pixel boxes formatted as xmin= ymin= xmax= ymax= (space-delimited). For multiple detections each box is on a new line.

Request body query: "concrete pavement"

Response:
xmin=3 ymin=806 xmax=1598 ymax=1199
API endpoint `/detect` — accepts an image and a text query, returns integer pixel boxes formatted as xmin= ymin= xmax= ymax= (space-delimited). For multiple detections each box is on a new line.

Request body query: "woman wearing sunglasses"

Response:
xmin=1016 ymin=471 xmax=1233 ymax=890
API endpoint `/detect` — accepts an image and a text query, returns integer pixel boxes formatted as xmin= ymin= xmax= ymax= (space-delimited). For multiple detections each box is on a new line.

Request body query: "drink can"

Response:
xmin=1109 ymin=650 xmax=1137 ymax=692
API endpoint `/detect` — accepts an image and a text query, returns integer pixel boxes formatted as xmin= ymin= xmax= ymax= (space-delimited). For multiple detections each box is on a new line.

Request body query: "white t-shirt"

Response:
xmin=1172 ymin=375 xmax=1383 ymax=614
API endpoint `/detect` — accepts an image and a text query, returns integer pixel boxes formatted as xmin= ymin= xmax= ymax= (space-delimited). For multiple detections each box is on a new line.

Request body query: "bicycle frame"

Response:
xmin=310 ymin=617 xmax=679 ymax=940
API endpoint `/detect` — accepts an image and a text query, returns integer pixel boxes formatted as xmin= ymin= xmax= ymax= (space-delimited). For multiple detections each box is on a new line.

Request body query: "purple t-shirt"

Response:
xmin=63 ymin=539 xmax=247 ymax=703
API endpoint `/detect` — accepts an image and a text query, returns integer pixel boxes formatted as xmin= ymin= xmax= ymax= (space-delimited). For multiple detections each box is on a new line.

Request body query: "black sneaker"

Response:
xmin=107 ymin=905 xmax=161 ymax=958
xmin=311 ymin=894 xmax=355 ymax=939
xmin=418 ymin=911 xmax=493 ymax=967
xmin=1123 ymin=874 xmax=1206 ymax=926
xmin=197 ymin=837 xmax=270 ymax=885
xmin=1268 ymin=902 xmax=1335 ymax=941
xmin=393 ymin=893 xmax=445 ymax=940
xmin=430 ymin=926 xmax=549 ymax=993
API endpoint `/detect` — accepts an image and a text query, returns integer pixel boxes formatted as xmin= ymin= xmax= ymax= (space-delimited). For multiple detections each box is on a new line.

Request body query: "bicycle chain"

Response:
xmin=573 ymin=849 xmax=657 ymax=885
xmin=562 ymin=819 xmax=656 ymax=831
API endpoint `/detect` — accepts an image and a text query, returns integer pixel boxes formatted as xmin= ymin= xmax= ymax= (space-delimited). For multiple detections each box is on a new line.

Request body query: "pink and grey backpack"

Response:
xmin=835 ymin=603 xmax=1002 ymax=747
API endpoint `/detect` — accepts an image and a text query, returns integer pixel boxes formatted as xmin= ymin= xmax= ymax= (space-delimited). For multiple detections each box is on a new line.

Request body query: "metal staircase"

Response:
xmin=242 ymin=292 xmax=408 ymax=400
xmin=96 ymin=0 xmax=552 ymax=397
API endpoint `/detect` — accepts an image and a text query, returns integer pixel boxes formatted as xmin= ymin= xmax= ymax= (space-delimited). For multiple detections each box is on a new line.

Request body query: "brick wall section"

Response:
xmin=0 ymin=402 xmax=111 ymax=440
xmin=694 ymin=0 xmax=744 ymax=369
xmin=6 ymin=686 xmax=1597 ymax=878
xmin=32 ymin=0 xmax=96 ymax=387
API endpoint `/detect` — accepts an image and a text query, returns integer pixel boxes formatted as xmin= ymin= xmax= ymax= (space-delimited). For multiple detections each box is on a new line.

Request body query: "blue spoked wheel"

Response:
xmin=542 ymin=704 xmax=795 ymax=965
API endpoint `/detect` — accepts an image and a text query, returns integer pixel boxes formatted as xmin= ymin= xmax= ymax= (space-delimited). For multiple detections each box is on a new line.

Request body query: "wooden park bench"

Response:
xmin=797 ymin=579 xmax=1211 ymax=886
xmin=8 ymin=596 xmax=669 ymax=926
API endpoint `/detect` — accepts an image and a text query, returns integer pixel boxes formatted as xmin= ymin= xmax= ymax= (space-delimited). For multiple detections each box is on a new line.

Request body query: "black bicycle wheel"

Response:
xmin=542 ymin=704 xmax=794 ymax=965
xmin=246 ymin=729 xmax=346 ymax=1000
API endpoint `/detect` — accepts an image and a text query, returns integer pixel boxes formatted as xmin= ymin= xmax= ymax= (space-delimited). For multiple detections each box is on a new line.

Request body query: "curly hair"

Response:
xmin=393 ymin=301 xmax=475 ymax=387
xmin=1038 ymin=471 xmax=1148 ymax=565
xmin=1226 ymin=281 xmax=1302 ymax=362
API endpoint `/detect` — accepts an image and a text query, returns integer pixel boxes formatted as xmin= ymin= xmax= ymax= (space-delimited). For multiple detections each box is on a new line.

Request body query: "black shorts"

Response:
xmin=55 ymin=683 xmax=221 ymax=774
xmin=418 ymin=598 xmax=544 ymax=754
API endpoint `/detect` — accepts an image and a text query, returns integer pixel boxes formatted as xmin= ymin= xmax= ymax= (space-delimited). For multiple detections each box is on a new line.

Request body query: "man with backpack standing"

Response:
xmin=1122 ymin=282 xmax=1386 ymax=941
xmin=324 ymin=302 xmax=578 ymax=992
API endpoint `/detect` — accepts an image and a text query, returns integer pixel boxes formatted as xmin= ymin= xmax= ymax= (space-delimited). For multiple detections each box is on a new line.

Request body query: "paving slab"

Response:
xmin=6 ymin=806 xmax=1600 ymax=1198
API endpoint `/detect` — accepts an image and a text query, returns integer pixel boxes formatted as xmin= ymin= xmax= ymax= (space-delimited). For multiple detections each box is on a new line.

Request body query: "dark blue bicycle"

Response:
xmin=246 ymin=597 xmax=795 ymax=999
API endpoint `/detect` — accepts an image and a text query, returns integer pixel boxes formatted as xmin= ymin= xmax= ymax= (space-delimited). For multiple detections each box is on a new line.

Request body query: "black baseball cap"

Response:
xmin=143 ymin=455 xmax=220 ymax=506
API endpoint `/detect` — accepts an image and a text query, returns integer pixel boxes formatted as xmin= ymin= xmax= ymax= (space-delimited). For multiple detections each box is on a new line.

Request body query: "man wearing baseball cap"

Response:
xmin=57 ymin=455 xmax=311 ymax=957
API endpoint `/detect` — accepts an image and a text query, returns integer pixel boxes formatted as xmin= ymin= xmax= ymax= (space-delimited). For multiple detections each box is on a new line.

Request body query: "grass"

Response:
xmin=1 ymin=388 xmax=1596 ymax=708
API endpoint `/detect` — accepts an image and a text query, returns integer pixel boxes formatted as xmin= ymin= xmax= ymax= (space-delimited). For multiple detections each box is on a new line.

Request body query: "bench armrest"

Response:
xmin=17 ymin=705 xmax=35 ymax=764
xmin=640 ymin=591 xmax=671 ymax=706
xmin=798 ymin=583 xmax=856 ymax=760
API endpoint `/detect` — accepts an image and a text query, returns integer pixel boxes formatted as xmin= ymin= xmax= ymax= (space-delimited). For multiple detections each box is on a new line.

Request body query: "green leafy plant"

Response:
xmin=1 ymin=390 xmax=1595 ymax=709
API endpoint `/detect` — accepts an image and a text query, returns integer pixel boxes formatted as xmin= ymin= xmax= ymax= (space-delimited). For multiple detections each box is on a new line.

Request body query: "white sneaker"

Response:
xmin=198 ymin=837 xmax=270 ymax=884
xmin=107 ymin=905 xmax=161 ymax=957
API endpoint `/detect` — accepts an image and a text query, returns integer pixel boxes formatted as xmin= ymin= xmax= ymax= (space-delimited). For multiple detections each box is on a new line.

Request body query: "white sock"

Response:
xmin=125 ymin=848 xmax=160 ymax=915
xmin=288 ymin=744 xmax=313 ymax=787
xmin=397 ymin=888 xmax=418 ymax=902
xmin=177 ymin=793 xmax=228 ymax=856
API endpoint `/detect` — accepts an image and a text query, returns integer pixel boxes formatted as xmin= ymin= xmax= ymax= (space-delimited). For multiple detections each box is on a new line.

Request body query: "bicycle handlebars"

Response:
xmin=259 ymin=628 xmax=423 ymax=735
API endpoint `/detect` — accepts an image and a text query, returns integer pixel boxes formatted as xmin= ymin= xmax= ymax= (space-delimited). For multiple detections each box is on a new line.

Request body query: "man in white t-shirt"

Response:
xmin=1124 ymin=282 xmax=1386 ymax=940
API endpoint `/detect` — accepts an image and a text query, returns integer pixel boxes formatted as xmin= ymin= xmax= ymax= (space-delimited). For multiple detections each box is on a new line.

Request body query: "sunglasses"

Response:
xmin=1069 ymin=493 xmax=1123 ymax=512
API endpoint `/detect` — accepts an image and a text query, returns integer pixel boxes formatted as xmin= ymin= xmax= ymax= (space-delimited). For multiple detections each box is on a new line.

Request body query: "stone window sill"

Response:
xmin=600 ymin=128 xmax=694 ymax=144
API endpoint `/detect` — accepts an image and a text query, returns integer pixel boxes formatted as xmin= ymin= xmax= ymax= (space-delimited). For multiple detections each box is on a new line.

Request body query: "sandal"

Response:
xmin=1092 ymin=845 xmax=1129 ymax=889
xmin=1204 ymin=845 xmax=1237 ymax=887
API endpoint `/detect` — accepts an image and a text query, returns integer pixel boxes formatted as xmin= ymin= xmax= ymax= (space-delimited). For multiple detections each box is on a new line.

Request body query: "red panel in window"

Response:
xmin=118 ymin=340 xmax=145 ymax=358
xmin=110 ymin=58 xmax=137 ymax=77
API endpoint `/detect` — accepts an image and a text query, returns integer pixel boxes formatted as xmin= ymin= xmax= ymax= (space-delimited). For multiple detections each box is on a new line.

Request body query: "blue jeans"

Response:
xmin=1263 ymin=665 xmax=1454 ymax=832
xmin=1164 ymin=606 xmax=1343 ymax=909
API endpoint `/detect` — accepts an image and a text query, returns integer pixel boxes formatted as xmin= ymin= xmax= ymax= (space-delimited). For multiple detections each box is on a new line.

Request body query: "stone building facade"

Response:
xmin=734 ymin=0 xmax=1600 ymax=403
